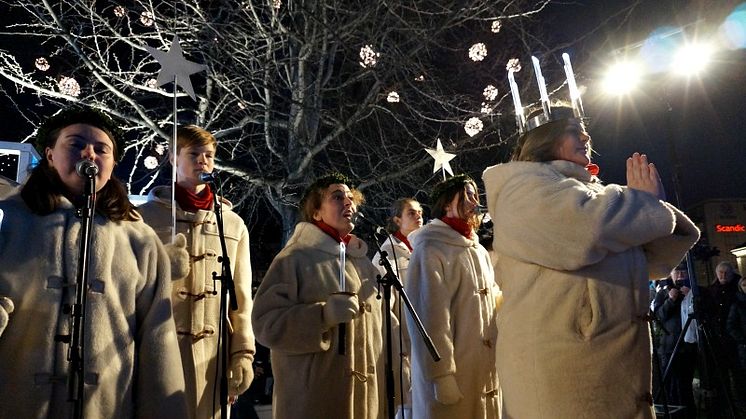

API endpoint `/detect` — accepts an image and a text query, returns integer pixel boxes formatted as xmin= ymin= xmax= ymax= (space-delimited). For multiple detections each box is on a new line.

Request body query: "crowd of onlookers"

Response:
xmin=650 ymin=261 xmax=746 ymax=418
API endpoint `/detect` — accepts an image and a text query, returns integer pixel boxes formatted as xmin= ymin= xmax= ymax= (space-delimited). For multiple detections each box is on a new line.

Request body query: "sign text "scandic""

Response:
xmin=716 ymin=224 xmax=746 ymax=233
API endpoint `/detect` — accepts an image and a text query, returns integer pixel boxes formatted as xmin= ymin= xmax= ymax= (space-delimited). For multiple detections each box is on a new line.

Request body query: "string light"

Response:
xmin=35 ymin=57 xmax=50 ymax=72
xmin=140 ymin=11 xmax=154 ymax=27
xmin=469 ymin=43 xmax=487 ymax=62
xmin=58 ymin=76 xmax=81 ymax=97
xmin=483 ymin=84 xmax=498 ymax=101
xmin=464 ymin=117 xmax=484 ymax=136
xmin=143 ymin=156 xmax=159 ymax=169
xmin=359 ymin=45 xmax=380 ymax=68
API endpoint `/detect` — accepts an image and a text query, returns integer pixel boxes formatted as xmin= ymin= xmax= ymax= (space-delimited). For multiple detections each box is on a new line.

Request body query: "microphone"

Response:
xmin=474 ymin=204 xmax=488 ymax=215
xmin=199 ymin=171 xmax=217 ymax=183
xmin=351 ymin=212 xmax=386 ymax=235
xmin=75 ymin=160 xmax=99 ymax=178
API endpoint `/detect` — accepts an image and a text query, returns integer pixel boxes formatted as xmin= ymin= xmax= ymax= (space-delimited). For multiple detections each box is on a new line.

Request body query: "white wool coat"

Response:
xmin=482 ymin=160 xmax=700 ymax=419
xmin=406 ymin=219 xmax=500 ymax=419
xmin=252 ymin=222 xmax=384 ymax=419
xmin=138 ymin=185 xmax=255 ymax=419
xmin=372 ymin=234 xmax=414 ymax=407
xmin=0 ymin=192 xmax=187 ymax=418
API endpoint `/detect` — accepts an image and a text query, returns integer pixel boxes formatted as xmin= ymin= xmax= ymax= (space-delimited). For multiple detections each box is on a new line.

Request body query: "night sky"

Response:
xmin=552 ymin=0 xmax=746 ymax=208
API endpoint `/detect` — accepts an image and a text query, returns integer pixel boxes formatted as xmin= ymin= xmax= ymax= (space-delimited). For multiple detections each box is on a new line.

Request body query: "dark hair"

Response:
xmin=299 ymin=172 xmax=363 ymax=223
xmin=21 ymin=161 xmax=137 ymax=221
xmin=430 ymin=174 xmax=480 ymax=231
xmin=511 ymin=105 xmax=592 ymax=162
xmin=22 ymin=107 xmax=137 ymax=221
xmin=35 ymin=106 xmax=125 ymax=161
xmin=385 ymin=198 xmax=418 ymax=233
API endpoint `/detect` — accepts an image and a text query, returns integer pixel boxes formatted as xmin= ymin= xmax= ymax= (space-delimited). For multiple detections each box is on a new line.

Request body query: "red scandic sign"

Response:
xmin=715 ymin=224 xmax=746 ymax=233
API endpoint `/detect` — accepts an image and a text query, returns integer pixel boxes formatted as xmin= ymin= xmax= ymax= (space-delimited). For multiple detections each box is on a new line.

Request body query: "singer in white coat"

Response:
xmin=407 ymin=175 xmax=500 ymax=419
xmin=252 ymin=173 xmax=384 ymax=419
xmin=0 ymin=106 xmax=187 ymax=418
xmin=138 ymin=125 xmax=255 ymax=419
xmin=371 ymin=198 xmax=423 ymax=417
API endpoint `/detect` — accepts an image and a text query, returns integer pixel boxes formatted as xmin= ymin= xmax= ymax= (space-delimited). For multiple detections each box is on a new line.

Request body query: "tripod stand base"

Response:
xmin=654 ymin=404 xmax=686 ymax=419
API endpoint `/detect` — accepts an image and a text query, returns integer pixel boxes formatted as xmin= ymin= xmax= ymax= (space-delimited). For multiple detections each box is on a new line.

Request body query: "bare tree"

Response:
xmin=0 ymin=0 xmax=624 ymax=244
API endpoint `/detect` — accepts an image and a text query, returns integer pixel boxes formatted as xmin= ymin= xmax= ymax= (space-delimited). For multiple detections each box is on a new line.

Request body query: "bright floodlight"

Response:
xmin=602 ymin=61 xmax=642 ymax=96
xmin=672 ymin=42 xmax=714 ymax=76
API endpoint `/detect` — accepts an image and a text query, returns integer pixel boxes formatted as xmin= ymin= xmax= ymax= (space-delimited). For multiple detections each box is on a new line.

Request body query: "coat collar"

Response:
xmin=409 ymin=218 xmax=477 ymax=249
xmin=147 ymin=185 xmax=234 ymax=212
xmin=286 ymin=222 xmax=368 ymax=257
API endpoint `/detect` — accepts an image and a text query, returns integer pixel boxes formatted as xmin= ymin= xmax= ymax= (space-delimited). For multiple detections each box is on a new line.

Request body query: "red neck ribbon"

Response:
xmin=313 ymin=220 xmax=352 ymax=245
xmin=440 ymin=217 xmax=473 ymax=239
xmin=174 ymin=183 xmax=214 ymax=212
xmin=394 ymin=230 xmax=413 ymax=252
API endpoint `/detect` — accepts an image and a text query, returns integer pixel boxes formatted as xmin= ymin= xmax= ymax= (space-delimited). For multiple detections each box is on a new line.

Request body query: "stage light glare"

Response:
xmin=672 ymin=42 xmax=714 ymax=76
xmin=602 ymin=61 xmax=642 ymax=96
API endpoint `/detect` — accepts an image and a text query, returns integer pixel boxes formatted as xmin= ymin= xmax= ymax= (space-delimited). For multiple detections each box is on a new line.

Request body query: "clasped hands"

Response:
xmin=626 ymin=152 xmax=666 ymax=201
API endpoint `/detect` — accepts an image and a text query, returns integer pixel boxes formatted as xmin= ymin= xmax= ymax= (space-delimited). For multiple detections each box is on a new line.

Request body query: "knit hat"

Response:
xmin=34 ymin=106 xmax=125 ymax=161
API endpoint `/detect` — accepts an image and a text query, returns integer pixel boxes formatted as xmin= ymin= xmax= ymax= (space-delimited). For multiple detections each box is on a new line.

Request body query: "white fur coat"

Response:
xmin=483 ymin=160 xmax=700 ymax=419
xmin=0 ymin=192 xmax=187 ymax=418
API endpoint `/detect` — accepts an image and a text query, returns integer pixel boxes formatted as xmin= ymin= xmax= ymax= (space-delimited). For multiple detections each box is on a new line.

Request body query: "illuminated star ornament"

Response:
xmin=145 ymin=35 xmax=206 ymax=100
xmin=426 ymin=138 xmax=457 ymax=180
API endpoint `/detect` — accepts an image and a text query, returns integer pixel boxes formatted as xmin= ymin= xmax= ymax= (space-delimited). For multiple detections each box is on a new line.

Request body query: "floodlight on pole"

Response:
xmin=671 ymin=41 xmax=714 ymax=76
xmin=602 ymin=60 xmax=643 ymax=96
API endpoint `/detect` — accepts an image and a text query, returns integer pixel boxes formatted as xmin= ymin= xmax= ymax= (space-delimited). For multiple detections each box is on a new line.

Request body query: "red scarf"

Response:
xmin=440 ymin=217 xmax=473 ymax=239
xmin=313 ymin=220 xmax=352 ymax=245
xmin=174 ymin=183 xmax=214 ymax=212
xmin=394 ymin=230 xmax=413 ymax=252
xmin=585 ymin=163 xmax=600 ymax=176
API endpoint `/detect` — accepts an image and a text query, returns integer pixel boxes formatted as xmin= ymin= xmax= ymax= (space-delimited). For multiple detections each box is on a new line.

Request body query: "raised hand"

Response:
xmin=626 ymin=152 xmax=666 ymax=201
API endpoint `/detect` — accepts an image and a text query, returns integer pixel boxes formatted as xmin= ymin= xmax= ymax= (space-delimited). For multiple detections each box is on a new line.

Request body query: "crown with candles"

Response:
xmin=507 ymin=53 xmax=585 ymax=135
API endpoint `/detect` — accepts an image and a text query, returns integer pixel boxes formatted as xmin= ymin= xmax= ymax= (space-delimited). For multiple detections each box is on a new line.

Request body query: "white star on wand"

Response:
xmin=426 ymin=138 xmax=456 ymax=180
xmin=145 ymin=35 xmax=206 ymax=100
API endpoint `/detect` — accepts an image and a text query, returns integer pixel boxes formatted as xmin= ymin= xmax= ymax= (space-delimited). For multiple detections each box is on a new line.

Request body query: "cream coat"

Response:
xmin=252 ymin=222 xmax=384 ymax=419
xmin=0 ymin=192 xmax=187 ymax=418
xmin=138 ymin=186 xmax=255 ymax=419
xmin=372 ymin=234 xmax=413 ymax=408
xmin=482 ymin=161 xmax=700 ymax=419
xmin=406 ymin=219 xmax=500 ymax=419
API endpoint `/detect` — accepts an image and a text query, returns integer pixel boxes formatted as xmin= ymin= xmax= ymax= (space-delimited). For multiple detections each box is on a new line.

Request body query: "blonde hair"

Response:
xmin=511 ymin=105 xmax=592 ymax=162
xmin=177 ymin=125 xmax=218 ymax=150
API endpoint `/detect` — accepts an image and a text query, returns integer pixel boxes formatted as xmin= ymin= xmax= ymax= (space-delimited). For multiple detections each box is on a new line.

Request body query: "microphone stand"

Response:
xmin=368 ymin=226 xmax=440 ymax=419
xmin=58 ymin=173 xmax=96 ymax=419
xmin=209 ymin=184 xmax=238 ymax=418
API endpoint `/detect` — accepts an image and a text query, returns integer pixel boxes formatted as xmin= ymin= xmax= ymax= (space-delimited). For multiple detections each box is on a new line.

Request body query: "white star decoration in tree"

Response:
xmin=426 ymin=138 xmax=456 ymax=179
xmin=145 ymin=36 xmax=206 ymax=100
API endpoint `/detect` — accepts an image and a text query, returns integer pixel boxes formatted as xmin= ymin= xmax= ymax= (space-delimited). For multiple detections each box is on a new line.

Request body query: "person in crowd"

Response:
xmin=482 ymin=105 xmax=700 ymax=418
xmin=138 ymin=125 xmax=255 ymax=419
xmin=406 ymin=174 xmax=500 ymax=419
xmin=706 ymin=261 xmax=745 ymax=412
xmin=0 ymin=106 xmax=187 ymax=417
xmin=252 ymin=173 xmax=384 ymax=419
xmin=655 ymin=265 xmax=697 ymax=417
xmin=727 ymin=276 xmax=746 ymax=409
xmin=371 ymin=197 xmax=424 ymax=419
xmin=707 ymin=261 xmax=742 ymax=337
xmin=676 ymin=269 xmax=699 ymax=418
